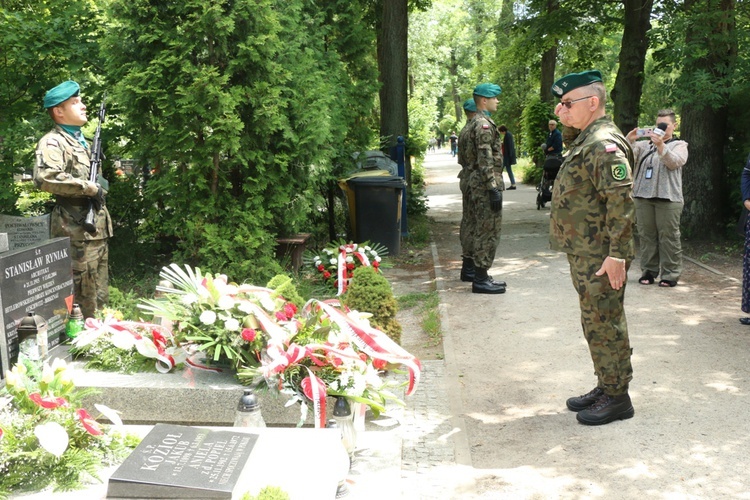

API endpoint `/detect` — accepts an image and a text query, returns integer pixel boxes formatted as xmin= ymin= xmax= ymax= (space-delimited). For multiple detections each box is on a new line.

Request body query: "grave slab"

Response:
xmin=0 ymin=213 xmax=50 ymax=251
xmin=0 ymin=237 xmax=73 ymax=381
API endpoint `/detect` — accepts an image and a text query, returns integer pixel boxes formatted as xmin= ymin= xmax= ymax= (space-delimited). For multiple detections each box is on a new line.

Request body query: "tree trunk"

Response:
xmin=378 ymin=0 xmax=410 ymax=185
xmin=680 ymin=0 xmax=735 ymax=236
xmin=539 ymin=0 xmax=558 ymax=103
xmin=611 ymin=0 xmax=653 ymax=133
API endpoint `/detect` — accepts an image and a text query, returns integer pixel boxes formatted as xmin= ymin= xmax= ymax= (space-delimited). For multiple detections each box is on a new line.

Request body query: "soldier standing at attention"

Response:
xmin=34 ymin=81 xmax=112 ymax=319
xmin=462 ymin=83 xmax=506 ymax=294
xmin=457 ymin=98 xmax=478 ymax=282
xmin=549 ymin=70 xmax=635 ymax=425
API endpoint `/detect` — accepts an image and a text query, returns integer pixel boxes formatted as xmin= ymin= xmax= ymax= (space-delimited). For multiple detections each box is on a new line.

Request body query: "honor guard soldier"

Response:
xmin=34 ymin=81 xmax=112 ymax=319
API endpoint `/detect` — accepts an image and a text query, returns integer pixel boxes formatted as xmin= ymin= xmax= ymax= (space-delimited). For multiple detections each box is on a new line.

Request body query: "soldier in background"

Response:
xmin=549 ymin=70 xmax=635 ymax=426
xmin=34 ymin=81 xmax=112 ymax=318
xmin=461 ymin=83 xmax=506 ymax=294
xmin=457 ymin=98 xmax=478 ymax=282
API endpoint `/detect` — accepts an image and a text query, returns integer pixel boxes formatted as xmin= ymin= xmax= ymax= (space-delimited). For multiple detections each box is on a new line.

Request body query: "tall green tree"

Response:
xmin=0 ymin=0 xmax=104 ymax=213
xmin=611 ymin=0 xmax=653 ymax=133
xmin=102 ymin=0 xmax=349 ymax=281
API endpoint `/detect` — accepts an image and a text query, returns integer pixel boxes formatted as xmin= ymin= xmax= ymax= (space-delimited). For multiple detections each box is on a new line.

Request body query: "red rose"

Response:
xmin=284 ymin=303 xmax=297 ymax=319
xmin=318 ymin=264 xmax=325 ymax=271
xmin=372 ymin=261 xmax=380 ymax=268
xmin=241 ymin=328 xmax=256 ymax=342
xmin=347 ymin=263 xmax=355 ymax=270
xmin=323 ymin=271 xmax=331 ymax=279
xmin=358 ymin=353 xmax=368 ymax=362
xmin=373 ymin=358 xmax=387 ymax=370
xmin=275 ymin=311 xmax=286 ymax=321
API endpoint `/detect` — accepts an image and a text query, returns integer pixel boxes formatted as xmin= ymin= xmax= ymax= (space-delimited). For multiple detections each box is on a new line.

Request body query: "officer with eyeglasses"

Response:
xmin=548 ymin=70 xmax=636 ymax=426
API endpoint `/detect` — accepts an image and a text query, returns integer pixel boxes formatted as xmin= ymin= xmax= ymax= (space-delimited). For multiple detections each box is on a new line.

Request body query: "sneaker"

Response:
xmin=507 ymin=185 xmax=517 ymax=190
xmin=566 ymin=387 xmax=604 ymax=412
xmin=576 ymin=393 xmax=634 ymax=426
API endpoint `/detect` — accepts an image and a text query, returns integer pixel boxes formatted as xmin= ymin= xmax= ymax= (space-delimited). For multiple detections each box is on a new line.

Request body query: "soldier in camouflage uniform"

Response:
xmin=549 ymin=70 xmax=636 ymax=426
xmin=457 ymin=98 xmax=478 ymax=282
xmin=461 ymin=83 xmax=506 ymax=294
xmin=34 ymin=81 xmax=112 ymax=319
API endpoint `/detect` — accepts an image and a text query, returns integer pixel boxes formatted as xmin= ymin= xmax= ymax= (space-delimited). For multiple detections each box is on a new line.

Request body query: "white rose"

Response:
xmin=224 ymin=318 xmax=240 ymax=331
xmin=345 ymin=256 xmax=354 ymax=264
xmin=330 ymin=258 xmax=337 ymax=266
xmin=375 ymin=256 xmax=381 ymax=262
xmin=182 ymin=293 xmax=198 ymax=305
xmin=217 ymin=295 xmax=235 ymax=310
xmin=199 ymin=310 xmax=217 ymax=325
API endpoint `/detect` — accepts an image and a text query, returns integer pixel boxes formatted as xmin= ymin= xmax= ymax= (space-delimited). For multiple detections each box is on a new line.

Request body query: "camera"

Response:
xmin=636 ymin=128 xmax=653 ymax=137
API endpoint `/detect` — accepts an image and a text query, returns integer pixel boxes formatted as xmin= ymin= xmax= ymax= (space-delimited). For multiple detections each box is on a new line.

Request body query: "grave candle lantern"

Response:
xmin=17 ymin=312 xmax=48 ymax=362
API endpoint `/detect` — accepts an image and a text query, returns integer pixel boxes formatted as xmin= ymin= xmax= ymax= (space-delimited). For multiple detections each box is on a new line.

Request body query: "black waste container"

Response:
xmin=346 ymin=175 xmax=406 ymax=256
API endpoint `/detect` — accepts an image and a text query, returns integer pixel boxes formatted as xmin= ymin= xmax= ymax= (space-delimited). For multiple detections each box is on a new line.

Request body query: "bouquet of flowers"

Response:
xmin=237 ymin=298 xmax=421 ymax=428
xmin=70 ymin=309 xmax=188 ymax=374
xmin=304 ymin=240 xmax=388 ymax=295
xmin=0 ymin=358 xmax=135 ymax=496
xmin=138 ymin=264 xmax=303 ymax=371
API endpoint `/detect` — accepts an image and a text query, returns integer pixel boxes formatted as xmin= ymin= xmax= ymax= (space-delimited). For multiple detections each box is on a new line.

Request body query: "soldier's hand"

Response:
xmin=489 ymin=188 xmax=502 ymax=213
xmin=91 ymin=184 xmax=106 ymax=211
xmin=595 ymin=256 xmax=627 ymax=290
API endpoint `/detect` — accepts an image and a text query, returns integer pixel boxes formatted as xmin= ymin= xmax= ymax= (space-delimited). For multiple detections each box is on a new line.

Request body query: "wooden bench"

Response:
xmin=275 ymin=233 xmax=312 ymax=271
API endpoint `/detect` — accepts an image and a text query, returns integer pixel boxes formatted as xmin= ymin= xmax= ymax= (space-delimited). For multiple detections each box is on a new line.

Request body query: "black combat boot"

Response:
xmin=472 ymin=268 xmax=506 ymax=294
xmin=576 ymin=393 xmax=634 ymax=426
xmin=566 ymin=387 xmax=605 ymax=412
xmin=460 ymin=258 xmax=475 ymax=282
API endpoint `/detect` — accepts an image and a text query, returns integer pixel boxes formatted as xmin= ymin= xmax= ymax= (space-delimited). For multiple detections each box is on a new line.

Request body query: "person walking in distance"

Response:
xmin=550 ymin=70 xmax=635 ymax=425
xmin=449 ymin=131 xmax=458 ymax=157
xmin=461 ymin=83 xmax=506 ymax=294
xmin=34 ymin=81 xmax=112 ymax=319
xmin=498 ymin=125 xmax=517 ymax=190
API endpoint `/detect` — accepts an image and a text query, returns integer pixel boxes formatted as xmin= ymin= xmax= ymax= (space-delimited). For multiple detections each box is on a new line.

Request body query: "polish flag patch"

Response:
xmin=605 ymin=144 xmax=618 ymax=153
xmin=482 ymin=124 xmax=490 ymax=129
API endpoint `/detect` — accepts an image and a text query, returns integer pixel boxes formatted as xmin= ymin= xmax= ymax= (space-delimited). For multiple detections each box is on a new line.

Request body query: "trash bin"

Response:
xmin=344 ymin=175 xmax=406 ymax=256
xmin=338 ymin=170 xmax=392 ymax=242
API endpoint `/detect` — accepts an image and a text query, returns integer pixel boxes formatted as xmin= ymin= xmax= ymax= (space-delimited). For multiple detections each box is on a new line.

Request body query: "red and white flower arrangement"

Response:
xmin=305 ymin=240 xmax=388 ymax=295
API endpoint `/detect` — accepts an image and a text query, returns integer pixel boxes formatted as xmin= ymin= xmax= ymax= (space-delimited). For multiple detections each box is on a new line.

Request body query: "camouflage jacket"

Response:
xmin=462 ymin=114 xmax=502 ymax=191
xmin=456 ymin=118 xmax=474 ymax=179
xmin=549 ymin=116 xmax=635 ymax=260
xmin=34 ymin=126 xmax=112 ymax=240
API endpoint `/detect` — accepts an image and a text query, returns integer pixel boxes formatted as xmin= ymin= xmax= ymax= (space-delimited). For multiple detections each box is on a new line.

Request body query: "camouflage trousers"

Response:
xmin=70 ymin=238 xmax=109 ymax=319
xmin=458 ymin=171 xmax=473 ymax=260
xmin=567 ymin=254 xmax=633 ymax=395
xmin=465 ymin=172 xmax=502 ymax=269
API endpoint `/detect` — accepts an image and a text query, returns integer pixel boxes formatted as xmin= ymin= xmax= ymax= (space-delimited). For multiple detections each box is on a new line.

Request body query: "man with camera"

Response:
xmin=626 ymin=110 xmax=689 ymax=288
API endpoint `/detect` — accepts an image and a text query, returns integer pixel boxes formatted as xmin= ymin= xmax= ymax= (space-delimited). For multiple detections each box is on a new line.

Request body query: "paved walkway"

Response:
xmin=350 ymin=148 xmax=750 ymax=499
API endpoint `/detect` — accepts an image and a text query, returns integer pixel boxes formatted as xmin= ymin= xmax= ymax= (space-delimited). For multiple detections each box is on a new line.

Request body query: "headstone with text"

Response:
xmin=0 ymin=237 xmax=74 ymax=379
xmin=107 ymin=424 xmax=259 ymax=499
xmin=0 ymin=214 xmax=50 ymax=251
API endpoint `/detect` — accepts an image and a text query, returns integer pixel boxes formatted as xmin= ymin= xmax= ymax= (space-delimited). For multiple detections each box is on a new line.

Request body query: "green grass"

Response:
xmin=397 ymin=291 xmax=442 ymax=346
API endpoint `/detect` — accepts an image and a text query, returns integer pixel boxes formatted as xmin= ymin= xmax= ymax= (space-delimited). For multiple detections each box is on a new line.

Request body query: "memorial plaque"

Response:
xmin=108 ymin=424 xmax=259 ymax=499
xmin=0 ymin=214 xmax=50 ymax=251
xmin=0 ymin=237 xmax=73 ymax=379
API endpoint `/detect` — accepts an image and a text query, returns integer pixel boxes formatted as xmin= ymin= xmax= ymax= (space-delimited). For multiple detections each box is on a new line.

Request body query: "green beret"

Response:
xmin=473 ymin=83 xmax=502 ymax=98
xmin=463 ymin=98 xmax=477 ymax=113
xmin=551 ymin=70 xmax=602 ymax=98
xmin=43 ymin=81 xmax=80 ymax=109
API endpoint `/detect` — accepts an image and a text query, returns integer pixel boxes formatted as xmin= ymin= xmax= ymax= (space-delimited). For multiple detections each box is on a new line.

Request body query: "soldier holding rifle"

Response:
xmin=34 ymin=81 xmax=112 ymax=319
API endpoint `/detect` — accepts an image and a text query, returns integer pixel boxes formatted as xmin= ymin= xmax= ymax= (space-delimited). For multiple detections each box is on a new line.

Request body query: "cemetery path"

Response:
xmin=382 ymin=148 xmax=750 ymax=499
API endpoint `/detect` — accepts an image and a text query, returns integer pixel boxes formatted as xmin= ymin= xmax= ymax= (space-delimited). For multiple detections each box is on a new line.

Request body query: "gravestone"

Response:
xmin=0 ymin=233 xmax=8 ymax=253
xmin=0 ymin=237 xmax=74 ymax=380
xmin=0 ymin=213 xmax=50 ymax=251
xmin=108 ymin=424 xmax=259 ymax=499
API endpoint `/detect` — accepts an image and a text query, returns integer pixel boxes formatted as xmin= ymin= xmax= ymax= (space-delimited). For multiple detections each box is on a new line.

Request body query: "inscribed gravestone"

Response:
xmin=0 ymin=214 xmax=50 ymax=251
xmin=0 ymin=237 xmax=74 ymax=379
xmin=108 ymin=424 xmax=259 ymax=499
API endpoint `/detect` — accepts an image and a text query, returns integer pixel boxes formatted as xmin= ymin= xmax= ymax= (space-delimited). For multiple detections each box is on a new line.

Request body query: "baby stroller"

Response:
xmin=536 ymin=154 xmax=562 ymax=209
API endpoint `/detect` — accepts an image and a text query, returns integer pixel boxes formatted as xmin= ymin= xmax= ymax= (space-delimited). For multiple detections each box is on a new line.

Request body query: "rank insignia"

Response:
xmin=611 ymin=164 xmax=627 ymax=181
xmin=605 ymin=144 xmax=617 ymax=153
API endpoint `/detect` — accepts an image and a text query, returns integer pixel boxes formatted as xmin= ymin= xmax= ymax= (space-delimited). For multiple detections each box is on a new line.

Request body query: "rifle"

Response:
xmin=82 ymin=94 xmax=106 ymax=234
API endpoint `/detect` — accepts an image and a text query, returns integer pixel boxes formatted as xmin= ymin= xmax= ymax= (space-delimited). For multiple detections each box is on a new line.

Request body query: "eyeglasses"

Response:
xmin=559 ymin=95 xmax=594 ymax=109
